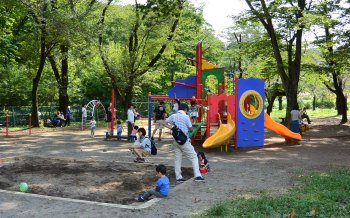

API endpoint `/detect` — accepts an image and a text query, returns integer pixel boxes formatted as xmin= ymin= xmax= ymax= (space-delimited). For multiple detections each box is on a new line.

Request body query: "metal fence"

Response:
xmin=0 ymin=106 xmax=84 ymax=127
xmin=0 ymin=102 xmax=158 ymax=127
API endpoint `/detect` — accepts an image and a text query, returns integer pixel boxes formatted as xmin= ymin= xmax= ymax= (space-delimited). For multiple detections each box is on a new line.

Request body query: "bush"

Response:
xmin=315 ymin=100 xmax=335 ymax=109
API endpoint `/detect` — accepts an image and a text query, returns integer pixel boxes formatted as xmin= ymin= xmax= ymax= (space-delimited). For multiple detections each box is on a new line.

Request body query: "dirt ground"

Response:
xmin=0 ymin=116 xmax=350 ymax=218
xmin=0 ymin=157 xmax=192 ymax=205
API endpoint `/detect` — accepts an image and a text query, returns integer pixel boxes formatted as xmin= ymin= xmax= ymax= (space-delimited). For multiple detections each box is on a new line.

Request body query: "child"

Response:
xmin=198 ymin=152 xmax=210 ymax=174
xmin=189 ymin=100 xmax=198 ymax=124
xmin=116 ymin=120 xmax=123 ymax=140
xmin=137 ymin=164 xmax=170 ymax=202
xmin=130 ymin=125 xmax=139 ymax=142
xmin=90 ymin=117 xmax=96 ymax=137
xmin=129 ymin=127 xmax=151 ymax=163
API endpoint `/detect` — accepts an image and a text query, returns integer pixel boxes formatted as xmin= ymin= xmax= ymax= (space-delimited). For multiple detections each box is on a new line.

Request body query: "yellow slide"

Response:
xmin=264 ymin=112 xmax=302 ymax=140
xmin=203 ymin=113 xmax=236 ymax=149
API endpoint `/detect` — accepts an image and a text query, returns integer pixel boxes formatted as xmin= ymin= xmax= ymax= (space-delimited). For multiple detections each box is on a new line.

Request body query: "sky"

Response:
xmin=120 ymin=0 xmax=248 ymax=37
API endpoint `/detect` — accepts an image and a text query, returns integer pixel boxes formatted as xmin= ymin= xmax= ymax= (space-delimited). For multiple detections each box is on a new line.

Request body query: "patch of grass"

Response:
xmin=194 ymin=169 xmax=350 ymax=217
xmin=269 ymin=108 xmax=338 ymax=121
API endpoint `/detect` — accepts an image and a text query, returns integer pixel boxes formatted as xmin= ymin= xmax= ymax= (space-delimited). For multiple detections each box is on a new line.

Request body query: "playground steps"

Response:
xmin=191 ymin=123 xmax=206 ymax=141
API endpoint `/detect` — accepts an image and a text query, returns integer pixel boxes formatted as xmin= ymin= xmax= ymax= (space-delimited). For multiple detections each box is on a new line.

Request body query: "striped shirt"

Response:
xmin=166 ymin=110 xmax=192 ymax=136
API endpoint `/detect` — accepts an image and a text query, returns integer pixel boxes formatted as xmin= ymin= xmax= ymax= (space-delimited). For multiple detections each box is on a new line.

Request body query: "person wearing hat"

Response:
xmin=165 ymin=103 xmax=205 ymax=183
xmin=64 ymin=106 xmax=72 ymax=127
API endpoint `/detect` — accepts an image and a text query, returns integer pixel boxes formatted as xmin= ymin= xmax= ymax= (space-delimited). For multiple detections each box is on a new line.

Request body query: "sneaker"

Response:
xmin=134 ymin=158 xmax=145 ymax=163
xmin=194 ymin=176 xmax=205 ymax=182
xmin=137 ymin=195 xmax=145 ymax=202
xmin=176 ymin=178 xmax=186 ymax=184
xmin=137 ymin=158 xmax=145 ymax=163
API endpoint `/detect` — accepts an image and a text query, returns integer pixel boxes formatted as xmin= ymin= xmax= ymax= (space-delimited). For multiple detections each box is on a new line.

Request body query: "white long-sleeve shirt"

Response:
xmin=127 ymin=108 xmax=135 ymax=123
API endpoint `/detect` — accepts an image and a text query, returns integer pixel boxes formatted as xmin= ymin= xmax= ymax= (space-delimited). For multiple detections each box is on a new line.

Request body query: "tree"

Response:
xmin=98 ymin=0 xmax=185 ymax=115
xmin=46 ymin=0 xmax=98 ymax=113
xmin=312 ymin=0 xmax=349 ymax=123
xmin=19 ymin=0 xmax=54 ymax=127
xmin=244 ymin=0 xmax=310 ymax=124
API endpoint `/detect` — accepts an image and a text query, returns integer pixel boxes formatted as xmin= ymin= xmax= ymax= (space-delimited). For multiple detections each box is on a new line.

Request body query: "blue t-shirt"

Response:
xmin=157 ymin=176 xmax=170 ymax=196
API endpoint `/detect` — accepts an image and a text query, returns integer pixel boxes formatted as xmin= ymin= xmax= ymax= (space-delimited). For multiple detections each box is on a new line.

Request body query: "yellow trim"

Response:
xmin=239 ymin=90 xmax=263 ymax=119
xmin=202 ymin=60 xmax=218 ymax=70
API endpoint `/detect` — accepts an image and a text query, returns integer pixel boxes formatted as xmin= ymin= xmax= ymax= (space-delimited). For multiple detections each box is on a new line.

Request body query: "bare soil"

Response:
xmin=0 ymin=156 xmax=192 ymax=205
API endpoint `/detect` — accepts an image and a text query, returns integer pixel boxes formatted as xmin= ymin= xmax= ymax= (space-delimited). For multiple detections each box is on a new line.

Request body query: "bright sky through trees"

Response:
xmin=120 ymin=0 xmax=247 ymax=37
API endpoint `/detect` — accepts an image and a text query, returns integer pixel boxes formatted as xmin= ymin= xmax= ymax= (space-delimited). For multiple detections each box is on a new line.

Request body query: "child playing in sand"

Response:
xmin=116 ymin=120 xmax=123 ymax=140
xmin=137 ymin=164 xmax=170 ymax=202
xmin=198 ymin=152 xmax=210 ymax=174
xmin=90 ymin=117 xmax=96 ymax=137
xmin=130 ymin=125 xmax=139 ymax=142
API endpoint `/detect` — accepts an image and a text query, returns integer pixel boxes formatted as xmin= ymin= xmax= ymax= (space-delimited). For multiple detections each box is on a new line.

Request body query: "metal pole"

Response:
xmin=148 ymin=93 xmax=152 ymax=138
xmin=6 ymin=110 xmax=8 ymax=137
xmin=81 ymin=112 xmax=83 ymax=131
xmin=111 ymin=88 xmax=115 ymax=135
xmin=29 ymin=113 xmax=32 ymax=135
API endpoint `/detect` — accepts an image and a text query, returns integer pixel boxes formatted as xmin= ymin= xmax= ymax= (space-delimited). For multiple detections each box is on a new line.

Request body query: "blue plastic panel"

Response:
xmin=168 ymin=75 xmax=196 ymax=99
xmin=236 ymin=78 xmax=265 ymax=147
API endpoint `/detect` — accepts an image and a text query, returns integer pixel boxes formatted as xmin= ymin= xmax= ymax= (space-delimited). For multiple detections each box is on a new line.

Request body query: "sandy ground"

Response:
xmin=0 ymin=116 xmax=349 ymax=218
xmin=0 ymin=157 xmax=193 ymax=205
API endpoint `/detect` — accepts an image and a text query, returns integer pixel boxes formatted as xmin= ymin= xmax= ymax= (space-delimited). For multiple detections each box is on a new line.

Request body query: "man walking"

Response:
xmin=165 ymin=103 xmax=204 ymax=183
xmin=127 ymin=104 xmax=135 ymax=140
xmin=152 ymin=101 xmax=166 ymax=141
xmin=82 ymin=104 xmax=87 ymax=129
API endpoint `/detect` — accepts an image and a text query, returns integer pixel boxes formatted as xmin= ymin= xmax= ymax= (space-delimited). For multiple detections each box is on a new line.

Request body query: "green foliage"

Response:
xmin=0 ymin=64 xmax=31 ymax=106
xmin=194 ymin=169 xmax=350 ymax=217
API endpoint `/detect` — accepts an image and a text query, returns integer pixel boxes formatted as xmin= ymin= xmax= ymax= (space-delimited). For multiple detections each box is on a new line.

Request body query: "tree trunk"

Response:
xmin=266 ymin=95 xmax=277 ymax=115
xmin=336 ymin=90 xmax=347 ymax=123
xmin=324 ymin=71 xmax=348 ymax=124
xmin=336 ymin=95 xmax=341 ymax=115
xmin=278 ymin=96 xmax=283 ymax=110
xmin=123 ymin=79 xmax=134 ymax=119
xmin=284 ymin=85 xmax=299 ymax=125
xmin=245 ymin=0 xmax=305 ymax=127
xmin=313 ymin=95 xmax=316 ymax=110
xmin=324 ymin=23 xmax=347 ymax=124
xmin=58 ymin=44 xmax=69 ymax=113
xmin=31 ymin=35 xmax=46 ymax=127
xmin=48 ymin=44 xmax=69 ymax=114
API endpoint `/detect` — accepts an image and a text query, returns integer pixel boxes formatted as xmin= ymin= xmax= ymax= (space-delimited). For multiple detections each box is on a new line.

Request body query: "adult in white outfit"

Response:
xmin=165 ymin=103 xmax=205 ymax=183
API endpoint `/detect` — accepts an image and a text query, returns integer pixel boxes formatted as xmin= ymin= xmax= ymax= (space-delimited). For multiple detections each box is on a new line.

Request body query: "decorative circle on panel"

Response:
xmin=239 ymin=90 xmax=263 ymax=119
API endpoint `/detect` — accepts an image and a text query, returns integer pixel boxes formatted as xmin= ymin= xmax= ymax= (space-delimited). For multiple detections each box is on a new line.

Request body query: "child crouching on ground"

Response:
xmin=137 ymin=164 xmax=170 ymax=202
xmin=198 ymin=152 xmax=210 ymax=173
xmin=129 ymin=127 xmax=151 ymax=163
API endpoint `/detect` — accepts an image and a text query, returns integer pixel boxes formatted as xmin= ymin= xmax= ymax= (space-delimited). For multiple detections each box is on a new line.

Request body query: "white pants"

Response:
xmin=174 ymin=140 xmax=201 ymax=180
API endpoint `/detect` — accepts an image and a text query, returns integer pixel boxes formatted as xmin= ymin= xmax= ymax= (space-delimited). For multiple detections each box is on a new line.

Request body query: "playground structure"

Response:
xmin=82 ymin=100 xmax=106 ymax=130
xmin=147 ymin=41 xmax=301 ymax=149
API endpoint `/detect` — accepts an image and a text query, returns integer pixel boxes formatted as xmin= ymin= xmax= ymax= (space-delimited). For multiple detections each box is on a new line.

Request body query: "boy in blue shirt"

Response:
xmin=137 ymin=164 xmax=170 ymax=202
